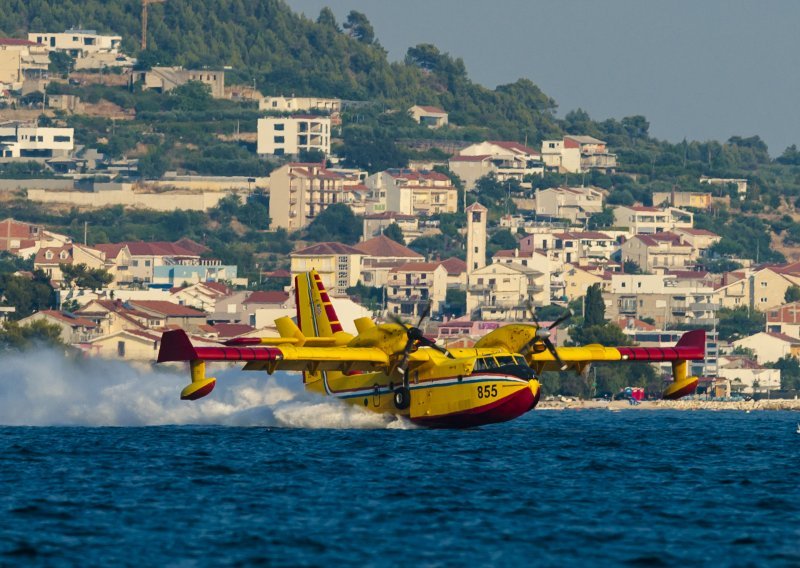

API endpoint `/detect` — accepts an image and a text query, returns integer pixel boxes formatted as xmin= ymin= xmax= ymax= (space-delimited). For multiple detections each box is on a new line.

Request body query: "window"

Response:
xmin=274 ymin=136 xmax=285 ymax=143
xmin=144 ymin=260 xmax=151 ymax=267
xmin=132 ymin=260 xmax=139 ymax=267
xmin=54 ymin=136 xmax=71 ymax=142
xmin=274 ymin=123 xmax=285 ymax=131
xmin=117 ymin=341 xmax=126 ymax=357
xmin=45 ymin=250 xmax=53 ymax=259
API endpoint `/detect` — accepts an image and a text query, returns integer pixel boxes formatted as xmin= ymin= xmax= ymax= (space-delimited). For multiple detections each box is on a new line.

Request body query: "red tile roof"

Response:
xmin=93 ymin=243 xmax=128 ymax=258
xmin=128 ymin=300 xmax=206 ymax=317
xmin=243 ymin=291 xmax=290 ymax=304
xmin=765 ymin=331 xmax=800 ymax=344
xmin=211 ymin=323 xmax=256 ymax=338
xmin=0 ymin=38 xmax=37 ymax=46
xmin=390 ymin=262 xmax=443 ymax=273
xmin=354 ymin=235 xmax=423 ymax=259
xmin=35 ymin=310 xmax=97 ymax=328
xmin=438 ymin=257 xmax=467 ymax=275
xmin=263 ymin=269 xmax=292 ymax=278
xmin=292 ymin=242 xmax=364 ymax=256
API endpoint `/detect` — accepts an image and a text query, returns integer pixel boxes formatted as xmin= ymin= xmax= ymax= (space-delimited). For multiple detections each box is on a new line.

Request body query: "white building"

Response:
xmin=259 ymin=96 xmax=341 ymax=114
xmin=366 ymin=169 xmax=458 ymax=216
xmin=408 ymin=105 xmax=448 ymax=128
xmin=257 ymin=115 xmax=331 ymax=157
xmin=449 ymin=140 xmax=543 ymax=190
xmin=0 ymin=124 xmax=74 ymax=158
xmin=466 ymin=202 xmax=488 ymax=274
xmin=28 ymin=29 xmax=122 ymax=57
xmin=613 ymin=205 xmax=694 ymax=234
xmin=535 ymin=186 xmax=604 ymax=224
xmin=467 ymin=262 xmax=550 ymax=321
xmin=541 ymin=135 xmax=617 ymax=174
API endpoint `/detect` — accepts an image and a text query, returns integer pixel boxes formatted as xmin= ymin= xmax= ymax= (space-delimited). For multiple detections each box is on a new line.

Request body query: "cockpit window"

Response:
xmin=495 ymin=356 xmax=515 ymax=367
xmin=513 ymin=355 xmax=527 ymax=366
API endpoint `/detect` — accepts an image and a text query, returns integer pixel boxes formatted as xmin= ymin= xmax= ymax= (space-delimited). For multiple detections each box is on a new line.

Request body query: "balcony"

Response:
xmin=388 ymin=295 xmax=430 ymax=304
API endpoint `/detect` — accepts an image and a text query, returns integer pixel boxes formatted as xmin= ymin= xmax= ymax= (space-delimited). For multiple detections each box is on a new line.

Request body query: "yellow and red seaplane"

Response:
xmin=158 ymin=271 xmax=705 ymax=428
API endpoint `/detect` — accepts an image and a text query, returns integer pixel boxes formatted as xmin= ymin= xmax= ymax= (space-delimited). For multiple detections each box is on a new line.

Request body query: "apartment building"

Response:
xmin=652 ymin=191 xmax=714 ymax=210
xmin=612 ymin=205 xmax=693 ymax=234
xmin=541 ymin=135 xmax=617 ymax=173
xmin=257 ymin=115 xmax=331 ymax=157
xmin=33 ymin=243 xmax=108 ymax=286
xmin=0 ymin=124 xmax=74 ymax=158
xmin=620 ymin=233 xmax=696 ymax=272
xmin=386 ymin=262 xmax=449 ymax=317
xmin=534 ymin=186 xmax=604 ymax=224
xmin=289 ymin=242 xmax=364 ymax=295
xmin=269 ymin=163 xmax=365 ymax=230
xmin=605 ymin=273 xmax=719 ymax=328
xmin=449 ymin=140 xmax=543 ymax=189
xmin=467 ymin=262 xmax=550 ymax=321
xmin=520 ymin=230 xmax=617 ymax=265
xmin=366 ymin=169 xmax=458 ymax=216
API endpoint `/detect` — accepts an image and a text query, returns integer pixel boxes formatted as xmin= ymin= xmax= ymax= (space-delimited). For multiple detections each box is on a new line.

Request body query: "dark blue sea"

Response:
xmin=2 ymin=411 xmax=799 ymax=567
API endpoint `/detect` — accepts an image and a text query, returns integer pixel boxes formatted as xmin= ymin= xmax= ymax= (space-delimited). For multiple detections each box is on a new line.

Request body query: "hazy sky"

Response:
xmin=285 ymin=0 xmax=799 ymax=155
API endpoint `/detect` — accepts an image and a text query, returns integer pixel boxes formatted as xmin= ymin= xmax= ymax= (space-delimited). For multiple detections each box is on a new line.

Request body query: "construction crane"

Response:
xmin=141 ymin=0 xmax=166 ymax=51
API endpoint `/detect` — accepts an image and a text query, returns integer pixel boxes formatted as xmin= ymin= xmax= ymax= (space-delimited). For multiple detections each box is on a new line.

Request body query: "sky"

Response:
xmin=285 ymin=0 xmax=800 ymax=155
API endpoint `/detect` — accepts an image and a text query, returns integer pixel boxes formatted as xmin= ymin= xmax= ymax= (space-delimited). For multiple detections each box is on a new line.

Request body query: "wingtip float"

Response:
xmin=157 ymin=270 xmax=705 ymax=426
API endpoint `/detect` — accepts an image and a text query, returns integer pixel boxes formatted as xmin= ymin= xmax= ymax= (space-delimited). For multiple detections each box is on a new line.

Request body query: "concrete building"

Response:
xmin=652 ymin=191 xmax=714 ymax=210
xmin=716 ymin=355 xmax=780 ymax=394
xmin=121 ymin=239 xmax=208 ymax=285
xmin=535 ymin=186 xmax=604 ymax=224
xmin=366 ymin=169 xmax=458 ymax=217
xmin=620 ymin=233 xmax=696 ymax=272
xmin=0 ymin=124 xmax=74 ymax=158
xmin=257 ymin=115 xmax=331 ymax=157
xmin=269 ymin=163 xmax=364 ymax=231
xmin=362 ymin=212 xmax=419 ymax=242
xmin=130 ymin=67 xmax=226 ymax=98
xmin=289 ymin=242 xmax=364 ymax=295
xmin=673 ymin=228 xmax=722 ymax=252
xmin=612 ymin=205 xmax=693 ymax=234
xmin=467 ymin=262 xmax=549 ymax=321
xmin=28 ymin=29 xmax=121 ymax=57
xmin=561 ymin=264 xmax=610 ymax=302
xmin=449 ymin=140 xmax=543 ymax=190
xmin=386 ymin=262 xmax=449 ymax=317
xmin=541 ymin=135 xmax=617 ymax=174
xmin=700 ymin=176 xmax=748 ymax=198
xmin=18 ymin=310 xmax=98 ymax=344
xmin=33 ymin=243 xmax=108 ymax=286
xmin=86 ymin=329 xmax=162 ymax=362
xmin=260 ymin=96 xmax=341 ymax=114
xmin=466 ymin=202 xmax=488 ymax=274
xmin=408 ymin=105 xmax=448 ymax=128
xmin=766 ymin=301 xmax=800 ymax=339
xmin=732 ymin=332 xmax=800 ymax=365
xmin=713 ymin=265 xmax=800 ymax=312
xmin=605 ymin=273 xmax=719 ymax=329
xmin=520 ymin=230 xmax=617 ymax=266
xmin=353 ymin=235 xmax=424 ymax=288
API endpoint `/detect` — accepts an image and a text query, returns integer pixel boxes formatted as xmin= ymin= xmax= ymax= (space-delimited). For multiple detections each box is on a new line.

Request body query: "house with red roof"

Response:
xmin=117 ymin=239 xmax=208 ymax=284
xmin=290 ymin=242 xmax=365 ymax=295
xmin=366 ymin=169 xmax=458 ymax=216
xmin=18 ymin=310 xmax=98 ymax=344
xmin=541 ymin=135 xmax=617 ymax=174
xmin=674 ymin=227 xmax=722 ymax=252
xmin=449 ymin=140 xmax=544 ymax=190
xmin=170 ymin=281 xmax=232 ymax=312
xmin=620 ymin=232 xmax=697 ymax=272
xmin=353 ymin=235 xmax=424 ymax=287
xmin=33 ymin=243 xmax=109 ymax=286
xmin=716 ymin=354 xmax=780 ymax=394
xmin=126 ymin=300 xmax=207 ymax=331
xmin=408 ymin=105 xmax=448 ymax=128
xmin=85 ymin=328 xmax=163 ymax=361
xmin=731 ymin=331 xmax=800 ymax=366
xmin=362 ymin=211 xmax=421 ymax=241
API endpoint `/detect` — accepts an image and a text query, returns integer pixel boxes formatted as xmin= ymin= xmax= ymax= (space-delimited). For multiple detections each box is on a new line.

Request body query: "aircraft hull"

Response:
xmin=410 ymin=378 xmax=541 ymax=428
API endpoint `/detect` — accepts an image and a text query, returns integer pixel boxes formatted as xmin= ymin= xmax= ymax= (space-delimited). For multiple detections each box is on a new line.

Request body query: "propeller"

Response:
xmin=388 ymin=301 xmax=453 ymax=375
xmin=521 ymin=303 xmax=571 ymax=371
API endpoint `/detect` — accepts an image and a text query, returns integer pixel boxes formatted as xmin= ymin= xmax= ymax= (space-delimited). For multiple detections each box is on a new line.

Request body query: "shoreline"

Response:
xmin=537 ymin=398 xmax=800 ymax=411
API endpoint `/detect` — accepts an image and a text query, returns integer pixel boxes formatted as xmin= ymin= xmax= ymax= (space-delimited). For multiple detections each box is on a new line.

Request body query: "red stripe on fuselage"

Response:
xmin=617 ymin=345 xmax=704 ymax=362
xmin=192 ymin=346 xmax=283 ymax=362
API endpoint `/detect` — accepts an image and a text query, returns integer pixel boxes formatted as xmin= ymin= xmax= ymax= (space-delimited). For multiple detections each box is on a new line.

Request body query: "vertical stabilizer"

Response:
xmin=295 ymin=270 xmax=344 ymax=337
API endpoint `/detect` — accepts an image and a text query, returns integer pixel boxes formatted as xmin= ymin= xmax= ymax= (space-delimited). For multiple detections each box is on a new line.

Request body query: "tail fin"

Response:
xmin=295 ymin=270 xmax=344 ymax=337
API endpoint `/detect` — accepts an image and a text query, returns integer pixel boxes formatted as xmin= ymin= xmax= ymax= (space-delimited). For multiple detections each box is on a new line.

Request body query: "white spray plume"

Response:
xmin=0 ymin=349 xmax=415 ymax=429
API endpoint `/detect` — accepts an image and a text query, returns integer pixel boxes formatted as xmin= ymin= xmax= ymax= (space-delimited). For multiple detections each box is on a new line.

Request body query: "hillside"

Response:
xmin=3 ymin=0 xmax=800 ymax=265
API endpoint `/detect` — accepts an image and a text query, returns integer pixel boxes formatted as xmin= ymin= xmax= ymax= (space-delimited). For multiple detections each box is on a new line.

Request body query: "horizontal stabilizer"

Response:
xmin=158 ymin=329 xmax=198 ymax=363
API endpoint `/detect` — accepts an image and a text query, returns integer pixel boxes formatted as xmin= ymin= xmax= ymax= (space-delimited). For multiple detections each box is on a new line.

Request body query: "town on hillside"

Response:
xmin=2 ymin=12 xmax=800 ymax=399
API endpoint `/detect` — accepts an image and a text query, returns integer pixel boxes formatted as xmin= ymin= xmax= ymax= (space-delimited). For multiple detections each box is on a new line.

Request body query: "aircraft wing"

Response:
xmin=158 ymin=329 xmax=390 ymax=374
xmin=528 ymin=330 xmax=706 ymax=374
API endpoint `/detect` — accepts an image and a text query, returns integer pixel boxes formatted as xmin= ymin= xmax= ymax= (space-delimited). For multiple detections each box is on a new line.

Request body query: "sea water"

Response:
xmin=0 ymin=351 xmax=798 ymax=566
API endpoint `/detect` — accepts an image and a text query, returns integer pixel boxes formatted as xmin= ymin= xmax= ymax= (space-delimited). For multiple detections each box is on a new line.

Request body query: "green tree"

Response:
xmin=343 ymin=10 xmax=376 ymax=44
xmin=138 ymin=147 xmax=168 ymax=179
xmin=444 ymin=288 xmax=466 ymax=318
xmin=305 ymin=203 xmax=361 ymax=244
xmin=0 ymin=271 xmax=55 ymax=319
xmin=59 ymin=263 xmax=114 ymax=290
xmin=717 ymin=307 xmax=765 ymax=341
xmin=623 ymin=259 xmax=643 ymax=274
xmin=587 ymin=207 xmax=615 ymax=230
xmin=48 ymin=51 xmax=75 ymax=75
xmin=383 ymin=222 xmax=405 ymax=245
xmin=316 ymin=7 xmax=339 ymax=30
xmin=583 ymin=283 xmax=605 ymax=326
xmin=785 ymin=285 xmax=800 ymax=303
xmin=0 ymin=319 xmax=65 ymax=350
xmin=767 ymin=355 xmax=800 ymax=390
